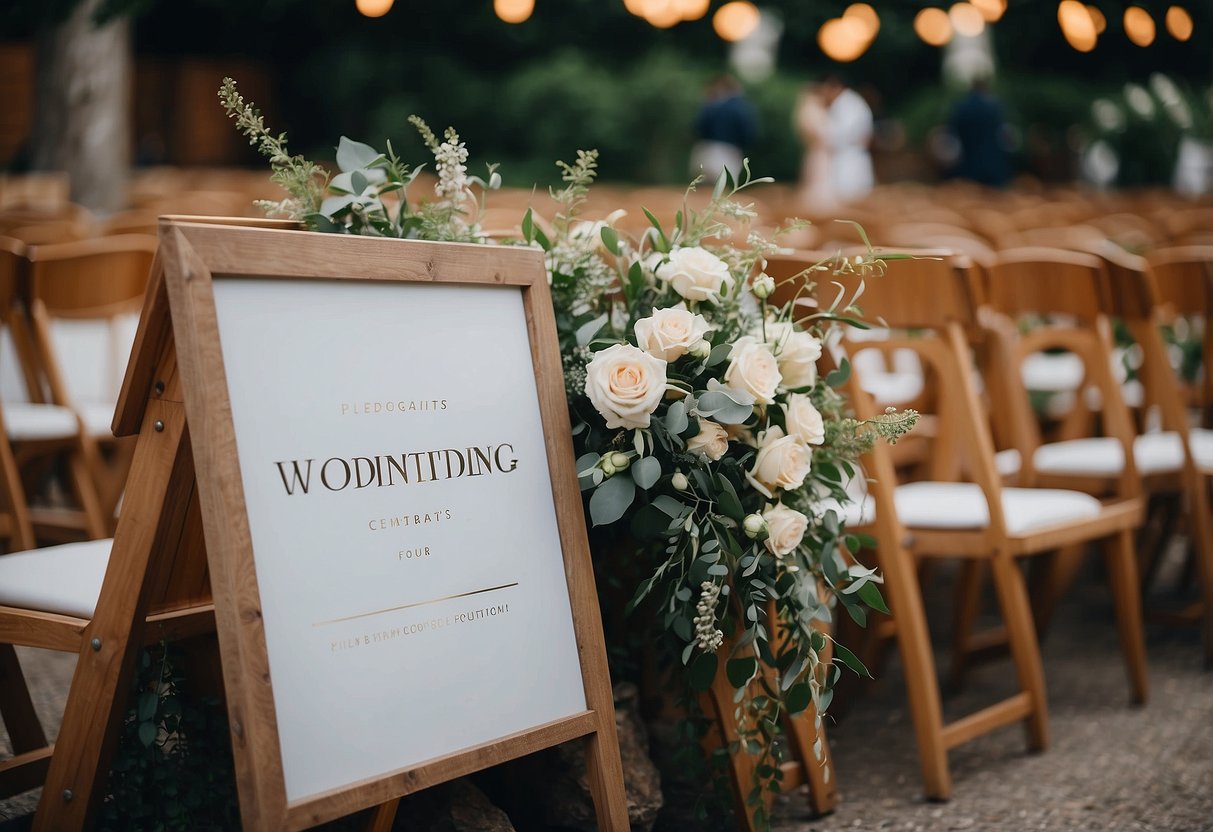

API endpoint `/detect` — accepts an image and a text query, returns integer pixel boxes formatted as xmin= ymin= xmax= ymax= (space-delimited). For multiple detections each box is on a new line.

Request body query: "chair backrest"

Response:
xmin=982 ymin=247 xmax=1139 ymax=493
xmin=4 ymin=220 xmax=93 ymax=246
xmin=767 ymin=248 xmax=981 ymax=332
xmin=985 ymin=247 xmax=1107 ymax=323
xmin=1145 ymin=245 xmax=1213 ymax=316
xmin=25 ymin=235 xmax=158 ymax=408
xmin=0 ymin=237 xmax=36 ymax=404
xmin=1144 ymin=246 xmax=1213 ymax=422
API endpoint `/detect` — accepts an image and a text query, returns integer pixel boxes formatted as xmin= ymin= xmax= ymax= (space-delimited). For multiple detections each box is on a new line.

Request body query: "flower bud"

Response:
xmin=751 ymin=273 xmax=776 ymax=300
xmin=671 ymin=471 xmax=689 ymax=491
xmin=600 ymin=460 xmax=616 ymax=477
xmin=743 ymin=513 xmax=769 ymax=540
xmin=690 ymin=340 xmax=712 ymax=360
xmin=609 ymin=452 xmax=632 ymax=471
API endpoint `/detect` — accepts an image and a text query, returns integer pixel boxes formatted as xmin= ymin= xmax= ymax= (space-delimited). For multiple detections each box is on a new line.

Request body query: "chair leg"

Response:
xmin=0 ymin=644 xmax=49 ymax=754
xmin=65 ymin=442 xmax=107 ymax=540
xmin=881 ymin=546 xmax=951 ymax=799
xmin=1103 ymin=529 xmax=1149 ymax=704
xmin=1182 ymin=477 xmax=1213 ymax=668
xmin=988 ymin=554 xmax=1049 ymax=752
xmin=948 ymin=560 xmax=984 ymax=690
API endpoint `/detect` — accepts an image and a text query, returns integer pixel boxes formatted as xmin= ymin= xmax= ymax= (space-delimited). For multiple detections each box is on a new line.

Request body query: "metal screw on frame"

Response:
xmin=154 ymin=420 xmax=165 ymax=432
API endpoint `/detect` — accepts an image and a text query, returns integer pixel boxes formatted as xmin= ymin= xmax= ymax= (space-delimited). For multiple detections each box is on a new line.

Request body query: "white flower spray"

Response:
xmin=693 ymin=581 xmax=725 ymax=652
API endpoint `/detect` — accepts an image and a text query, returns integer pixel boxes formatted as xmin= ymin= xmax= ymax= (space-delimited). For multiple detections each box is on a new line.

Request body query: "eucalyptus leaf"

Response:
xmin=706 ymin=343 xmax=734 ymax=367
xmin=138 ymin=721 xmax=157 ymax=748
xmin=696 ymin=391 xmax=752 ymax=425
xmin=633 ymin=456 xmax=661 ymax=489
xmin=336 ymin=136 xmax=381 ymax=172
xmin=726 ymin=656 xmax=758 ymax=688
xmin=784 ymin=682 xmax=812 ymax=715
xmin=833 ymin=641 xmax=873 ymax=678
xmin=589 ymin=473 xmax=635 ymax=526
xmin=575 ymin=314 xmax=608 ymax=347
xmin=826 ymin=358 xmax=852 ymax=388
xmin=664 ymin=400 xmax=689 ymax=434
xmin=857 ymin=579 xmax=891 ymax=614
xmin=600 ymin=225 xmax=621 ymax=255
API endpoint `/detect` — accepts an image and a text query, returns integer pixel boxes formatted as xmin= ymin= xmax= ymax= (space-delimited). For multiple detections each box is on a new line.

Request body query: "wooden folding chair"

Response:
xmin=0 ymin=401 xmax=34 ymax=553
xmin=24 ymin=235 xmax=159 ymax=529
xmin=1146 ymin=246 xmax=1213 ymax=428
xmin=766 ymin=249 xmax=1147 ymax=800
xmin=1 ymin=238 xmax=106 ymax=543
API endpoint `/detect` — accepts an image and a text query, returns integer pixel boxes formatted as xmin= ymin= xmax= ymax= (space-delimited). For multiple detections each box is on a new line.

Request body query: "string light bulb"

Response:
xmin=355 ymin=0 xmax=393 ymax=18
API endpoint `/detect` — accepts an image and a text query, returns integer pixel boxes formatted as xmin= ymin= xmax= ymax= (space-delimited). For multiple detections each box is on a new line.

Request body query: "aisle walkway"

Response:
xmin=770 ymin=566 xmax=1213 ymax=832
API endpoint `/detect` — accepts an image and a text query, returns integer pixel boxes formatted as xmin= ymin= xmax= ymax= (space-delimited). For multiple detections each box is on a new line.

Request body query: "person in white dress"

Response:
xmin=796 ymin=75 xmax=875 ymax=211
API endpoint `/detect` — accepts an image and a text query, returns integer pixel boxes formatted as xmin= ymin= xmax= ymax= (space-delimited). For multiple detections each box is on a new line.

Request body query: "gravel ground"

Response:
xmin=3 ymin=560 xmax=1212 ymax=831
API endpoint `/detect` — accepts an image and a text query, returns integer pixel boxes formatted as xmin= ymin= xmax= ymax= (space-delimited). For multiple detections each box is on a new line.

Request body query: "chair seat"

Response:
xmin=79 ymin=400 xmax=118 ymax=439
xmin=3 ymin=400 xmax=80 ymax=442
xmin=1021 ymin=351 xmax=1085 ymax=392
xmin=998 ymin=430 xmax=1213 ymax=479
xmin=825 ymin=482 xmax=1104 ymax=536
xmin=896 ymin=482 xmax=1103 ymax=535
xmin=0 ymin=538 xmax=111 ymax=619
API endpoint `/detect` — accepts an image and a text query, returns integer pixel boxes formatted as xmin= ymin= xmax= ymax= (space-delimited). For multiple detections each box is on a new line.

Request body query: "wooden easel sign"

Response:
xmin=159 ymin=219 xmax=627 ymax=830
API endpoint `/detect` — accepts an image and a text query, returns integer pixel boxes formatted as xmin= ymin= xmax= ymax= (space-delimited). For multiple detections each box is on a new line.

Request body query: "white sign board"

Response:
xmin=211 ymin=277 xmax=587 ymax=801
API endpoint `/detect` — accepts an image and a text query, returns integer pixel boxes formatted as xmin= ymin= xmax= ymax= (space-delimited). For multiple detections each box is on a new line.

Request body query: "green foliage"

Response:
xmin=98 ymin=643 xmax=239 ymax=832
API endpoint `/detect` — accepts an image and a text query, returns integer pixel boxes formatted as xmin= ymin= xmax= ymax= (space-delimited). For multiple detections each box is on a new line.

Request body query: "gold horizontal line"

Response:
xmin=312 ymin=582 xmax=519 ymax=627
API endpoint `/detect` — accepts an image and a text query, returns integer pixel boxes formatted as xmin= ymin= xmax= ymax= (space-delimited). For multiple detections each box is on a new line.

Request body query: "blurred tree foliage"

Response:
xmin=4 ymin=0 xmax=1209 ymax=186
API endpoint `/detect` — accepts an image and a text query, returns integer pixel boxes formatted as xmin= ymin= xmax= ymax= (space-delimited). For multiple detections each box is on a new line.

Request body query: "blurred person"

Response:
xmin=794 ymin=83 xmax=833 ymax=210
xmin=690 ymin=75 xmax=758 ymax=183
xmin=797 ymin=74 xmax=874 ymax=210
xmin=947 ymin=77 xmax=1012 ymax=187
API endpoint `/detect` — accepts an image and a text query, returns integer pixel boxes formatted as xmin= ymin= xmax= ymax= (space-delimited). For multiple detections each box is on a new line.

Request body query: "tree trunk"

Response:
xmin=31 ymin=0 xmax=131 ymax=214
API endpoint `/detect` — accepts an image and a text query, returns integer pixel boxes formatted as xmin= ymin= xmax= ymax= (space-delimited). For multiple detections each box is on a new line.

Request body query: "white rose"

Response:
xmin=657 ymin=246 xmax=735 ymax=304
xmin=686 ymin=419 xmax=729 ymax=461
xmin=750 ymin=426 xmax=812 ymax=493
xmin=585 ymin=344 xmax=668 ymax=429
xmin=766 ymin=321 xmax=822 ymax=389
xmin=634 ymin=304 xmax=713 ymax=362
xmin=763 ymin=503 xmax=809 ymax=557
xmin=784 ymin=394 xmax=826 ymax=446
xmin=724 ymin=336 xmax=782 ymax=405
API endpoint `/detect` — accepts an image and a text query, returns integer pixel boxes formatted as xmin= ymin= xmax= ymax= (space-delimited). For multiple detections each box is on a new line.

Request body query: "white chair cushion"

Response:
xmin=1032 ymin=433 xmax=1185 ymax=478
xmin=1186 ymin=428 xmax=1213 ymax=474
xmin=79 ymin=400 xmax=118 ymax=439
xmin=0 ymin=538 xmax=111 ymax=618
xmin=3 ymin=401 xmax=80 ymax=442
xmin=817 ymin=495 xmax=876 ymax=528
xmin=893 ymin=481 xmax=1103 ymax=535
xmin=1021 ymin=351 xmax=1085 ymax=392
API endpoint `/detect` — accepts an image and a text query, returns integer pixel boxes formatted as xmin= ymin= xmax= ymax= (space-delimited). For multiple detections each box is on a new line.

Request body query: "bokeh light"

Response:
xmin=818 ymin=16 xmax=872 ymax=63
xmin=914 ymin=8 xmax=954 ymax=47
xmin=1086 ymin=5 xmax=1107 ymax=34
xmin=712 ymin=1 xmax=760 ymax=42
xmin=949 ymin=3 xmax=986 ymax=38
xmin=1123 ymin=6 xmax=1156 ymax=47
xmin=673 ymin=0 xmax=710 ymax=21
xmin=494 ymin=0 xmax=534 ymax=24
xmin=643 ymin=0 xmax=683 ymax=28
xmin=355 ymin=0 xmax=393 ymax=17
xmin=1165 ymin=6 xmax=1193 ymax=41
xmin=843 ymin=3 xmax=880 ymax=39
xmin=969 ymin=0 xmax=1006 ymax=23
xmin=1058 ymin=0 xmax=1098 ymax=52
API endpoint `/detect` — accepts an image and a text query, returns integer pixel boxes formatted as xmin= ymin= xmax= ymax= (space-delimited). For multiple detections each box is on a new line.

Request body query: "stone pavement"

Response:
xmin=3 ymin=561 xmax=1212 ymax=831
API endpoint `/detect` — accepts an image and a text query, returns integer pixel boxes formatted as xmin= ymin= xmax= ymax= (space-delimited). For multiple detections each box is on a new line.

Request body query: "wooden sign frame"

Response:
xmin=155 ymin=218 xmax=626 ymax=830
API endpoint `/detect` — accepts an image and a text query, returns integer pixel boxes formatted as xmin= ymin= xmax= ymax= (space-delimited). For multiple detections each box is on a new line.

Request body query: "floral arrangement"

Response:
xmin=220 ymin=78 xmax=916 ymax=829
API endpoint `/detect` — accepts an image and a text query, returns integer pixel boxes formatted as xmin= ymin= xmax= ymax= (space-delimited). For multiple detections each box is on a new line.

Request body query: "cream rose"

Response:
xmin=585 ymin=344 xmax=668 ymax=429
xmin=763 ymin=503 xmax=809 ymax=557
xmin=784 ymin=394 xmax=826 ymax=446
xmin=657 ymin=246 xmax=735 ymax=304
xmin=750 ymin=426 xmax=812 ymax=493
xmin=766 ymin=321 xmax=822 ymax=389
xmin=635 ymin=305 xmax=712 ymax=362
xmin=724 ymin=336 xmax=782 ymax=405
xmin=686 ymin=419 xmax=729 ymax=461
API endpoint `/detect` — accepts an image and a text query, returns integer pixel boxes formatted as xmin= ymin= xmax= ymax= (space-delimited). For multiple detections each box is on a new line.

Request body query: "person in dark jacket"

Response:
xmin=690 ymin=76 xmax=759 ymax=182
xmin=948 ymin=78 xmax=1012 ymax=187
